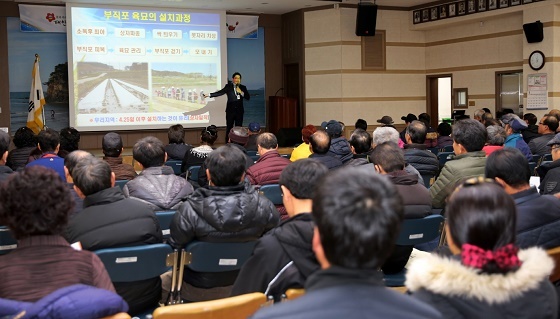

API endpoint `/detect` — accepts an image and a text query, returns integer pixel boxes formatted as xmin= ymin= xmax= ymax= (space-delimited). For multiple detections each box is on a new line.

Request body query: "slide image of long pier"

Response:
xmin=77 ymin=78 xmax=148 ymax=114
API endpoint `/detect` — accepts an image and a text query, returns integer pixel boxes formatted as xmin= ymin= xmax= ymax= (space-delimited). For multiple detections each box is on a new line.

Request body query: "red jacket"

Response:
xmin=246 ymin=150 xmax=291 ymax=186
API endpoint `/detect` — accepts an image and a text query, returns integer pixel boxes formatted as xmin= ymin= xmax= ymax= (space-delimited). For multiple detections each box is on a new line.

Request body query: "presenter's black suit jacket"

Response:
xmin=210 ymin=83 xmax=250 ymax=113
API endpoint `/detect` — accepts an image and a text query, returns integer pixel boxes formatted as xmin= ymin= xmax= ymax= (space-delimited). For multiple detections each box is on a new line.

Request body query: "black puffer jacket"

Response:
xmin=169 ymin=181 xmax=279 ymax=288
xmin=327 ymin=137 xmax=353 ymax=163
xmin=6 ymin=146 xmax=36 ymax=171
xmin=403 ymin=144 xmax=439 ymax=176
xmin=123 ymin=166 xmax=193 ymax=211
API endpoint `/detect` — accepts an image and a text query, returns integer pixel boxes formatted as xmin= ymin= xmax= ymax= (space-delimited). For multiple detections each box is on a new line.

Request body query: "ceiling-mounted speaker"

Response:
xmin=355 ymin=2 xmax=378 ymax=37
xmin=523 ymin=20 xmax=543 ymax=43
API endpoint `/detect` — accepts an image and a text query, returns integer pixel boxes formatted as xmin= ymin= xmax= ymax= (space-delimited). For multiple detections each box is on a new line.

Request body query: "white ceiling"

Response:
xmin=5 ymin=0 xmax=435 ymax=14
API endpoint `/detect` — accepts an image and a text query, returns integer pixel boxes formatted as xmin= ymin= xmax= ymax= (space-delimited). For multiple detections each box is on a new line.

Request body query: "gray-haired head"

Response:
xmin=372 ymin=126 xmax=400 ymax=147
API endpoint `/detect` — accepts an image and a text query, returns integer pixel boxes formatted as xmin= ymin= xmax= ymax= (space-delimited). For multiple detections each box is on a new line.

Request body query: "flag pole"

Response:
xmin=35 ymin=53 xmax=46 ymax=130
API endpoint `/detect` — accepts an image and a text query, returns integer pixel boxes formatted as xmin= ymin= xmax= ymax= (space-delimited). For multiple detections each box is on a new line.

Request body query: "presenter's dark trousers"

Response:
xmin=226 ymin=109 xmax=243 ymax=143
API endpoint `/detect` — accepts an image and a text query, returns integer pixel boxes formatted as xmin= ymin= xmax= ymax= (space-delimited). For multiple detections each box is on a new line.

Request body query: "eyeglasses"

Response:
xmin=539 ymin=122 xmax=546 ymax=125
xmin=552 ymin=145 xmax=560 ymax=151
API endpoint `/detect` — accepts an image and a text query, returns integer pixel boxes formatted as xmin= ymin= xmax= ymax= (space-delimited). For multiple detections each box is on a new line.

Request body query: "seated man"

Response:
xmin=251 ymin=167 xmax=441 ymax=319
xmin=65 ymin=157 xmax=162 ymax=315
xmin=522 ymin=113 xmax=541 ymax=144
xmin=231 ymin=159 xmax=328 ymax=299
xmin=102 ymin=132 xmax=137 ymax=181
xmin=124 ymin=136 xmax=193 ymax=211
xmin=246 ymin=133 xmax=291 ymax=186
xmin=372 ymin=127 xmax=423 ymax=182
xmin=0 ymin=131 xmax=14 ymax=182
xmin=63 ymin=150 xmax=94 ymax=216
xmin=26 ymin=128 xmax=65 ymax=181
xmin=169 ymin=145 xmax=279 ymax=301
xmin=430 ymin=119 xmax=487 ymax=208
xmin=371 ymin=142 xmax=432 ymax=274
xmin=486 ymin=148 xmax=560 ymax=249
xmin=164 ymin=124 xmax=192 ymax=161
xmin=529 ymin=114 xmax=558 ymax=156
xmin=345 ymin=129 xmax=372 ymax=167
xmin=501 ymin=114 xmax=532 ymax=162
xmin=322 ymin=120 xmax=352 ymax=163
xmin=309 ymin=130 xmax=343 ymax=170
xmin=537 ymin=133 xmax=560 ymax=195
xmin=403 ymin=120 xmax=439 ymax=177
xmin=58 ymin=127 xmax=80 ymax=158
xmin=245 ymin=122 xmax=261 ymax=152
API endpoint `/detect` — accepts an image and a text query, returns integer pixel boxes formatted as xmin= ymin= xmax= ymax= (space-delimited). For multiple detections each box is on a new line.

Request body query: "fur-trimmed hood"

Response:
xmin=406 ymin=247 xmax=553 ymax=304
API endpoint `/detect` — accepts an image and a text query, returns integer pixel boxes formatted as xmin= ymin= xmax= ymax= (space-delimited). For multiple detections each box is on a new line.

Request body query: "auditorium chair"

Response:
xmin=164 ymin=160 xmax=183 ymax=175
xmin=0 ymin=226 xmax=17 ymax=255
xmin=258 ymin=184 xmax=283 ymax=205
xmin=155 ymin=211 xmax=176 ymax=240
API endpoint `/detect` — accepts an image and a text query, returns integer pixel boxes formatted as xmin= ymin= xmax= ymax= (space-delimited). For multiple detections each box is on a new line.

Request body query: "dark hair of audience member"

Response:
xmin=481 ymin=112 xmax=493 ymax=123
xmin=313 ymin=167 xmax=404 ymax=269
xmin=64 ymin=150 xmax=94 ymax=178
xmin=452 ymin=119 xmax=487 ymax=152
xmin=543 ymin=115 xmax=559 ymax=132
xmin=485 ymin=148 xmax=530 ymax=188
xmin=355 ymin=119 xmax=368 ymax=130
xmin=370 ymin=142 xmax=405 ymax=173
xmin=446 ymin=181 xmax=517 ymax=274
xmin=279 ymin=159 xmax=328 ymax=200
xmin=102 ymin=132 xmax=123 ymax=157
xmin=482 ymin=108 xmax=491 ymax=114
xmin=205 ymin=144 xmax=246 ymax=186
xmin=406 ymin=120 xmax=427 ymax=144
xmin=37 ymin=128 xmax=60 ymax=153
xmin=349 ymin=129 xmax=372 ymax=154
xmin=486 ymin=125 xmax=506 ymax=146
xmin=59 ymin=127 xmax=80 ymax=153
xmin=201 ymin=125 xmax=218 ymax=145
xmin=0 ymin=131 xmax=10 ymax=156
xmin=437 ymin=122 xmax=452 ymax=137
xmin=133 ymin=136 xmax=166 ymax=168
xmin=301 ymin=125 xmax=317 ymax=144
xmin=0 ymin=166 xmax=74 ymax=239
xmin=523 ymin=113 xmax=537 ymax=126
xmin=168 ymin=124 xmax=185 ymax=144
xmin=418 ymin=113 xmax=431 ymax=127
xmin=72 ymin=157 xmax=112 ymax=197
xmin=13 ymin=126 xmax=36 ymax=148
xmin=257 ymin=133 xmax=278 ymax=150
xmin=309 ymin=130 xmax=330 ymax=155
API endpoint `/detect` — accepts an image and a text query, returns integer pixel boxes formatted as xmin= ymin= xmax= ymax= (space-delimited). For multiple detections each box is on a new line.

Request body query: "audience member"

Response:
xmin=322 ymin=120 xmax=352 ymax=163
xmin=290 ymin=125 xmax=317 ymax=162
xmin=58 ymin=127 xmax=80 ymax=158
xmin=164 ymin=124 xmax=192 ymax=161
xmin=501 ymin=114 xmax=532 ymax=162
xmin=522 ymin=113 xmax=541 ymax=143
xmin=309 ymin=130 xmax=343 ymax=170
xmin=245 ymin=122 xmax=261 ymax=151
xmin=403 ymin=121 xmax=439 ymax=177
xmin=482 ymin=125 xmax=505 ymax=156
xmin=430 ymin=119 xmax=487 ymax=208
xmin=65 ymin=157 xmax=162 ymax=315
xmin=0 ymin=166 xmax=114 ymax=302
xmin=372 ymin=142 xmax=432 ymax=274
xmin=6 ymin=127 xmax=35 ymax=171
xmin=537 ymin=133 xmax=560 ymax=195
xmin=102 ymin=132 xmax=137 ymax=181
xmin=181 ymin=125 xmax=217 ymax=173
xmin=486 ymin=148 xmax=560 ymax=249
xmin=231 ymin=159 xmax=328 ymax=299
xmin=407 ymin=178 xmax=557 ymax=319
xmin=529 ymin=114 xmax=558 ymax=156
xmin=345 ymin=129 xmax=372 ymax=166
xmin=252 ymin=167 xmax=441 ymax=319
xmin=436 ymin=122 xmax=453 ymax=148
xmin=0 ymin=131 xmax=14 ymax=182
xmin=355 ymin=118 xmax=368 ymax=130
xmin=418 ymin=113 xmax=437 ymax=148
xmin=25 ymin=128 xmax=65 ymax=181
xmin=169 ymin=145 xmax=279 ymax=301
xmin=63 ymin=150 xmax=94 ymax=217
xmin=376 ymin=116 xmax=393 ymax=127
xmin=473 ymin=109 xmax=485 ymax=123
xmin=124 ymin=136 xmax=193 ymax=211
xmin=482 ymin=107 xmax=492 ymax=114
xmin=481 ymin=112 xmax=493 ymax=125
xmin=400 ymin=113 xmax=417 ymax=143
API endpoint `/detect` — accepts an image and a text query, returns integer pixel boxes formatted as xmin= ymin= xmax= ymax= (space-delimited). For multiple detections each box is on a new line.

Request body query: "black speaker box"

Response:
xmin=523 ymin=21 xmax=544 ymax=43
xmin=355 ymin=3 xmax=378 ymax=36
xmin=276 ymin=127 xmax=302 ymax=147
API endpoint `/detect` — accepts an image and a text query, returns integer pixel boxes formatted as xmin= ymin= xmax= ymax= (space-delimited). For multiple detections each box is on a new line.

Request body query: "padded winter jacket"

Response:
xmin=327 ymin=137 xmax=353 ymax=163
xmin=403 ymin=143 xmax=439 ymax=176
xmin=246 ymin=150 xmax=291 ymax=186
xmin=504 ymin=133 xmax=533 ymax=162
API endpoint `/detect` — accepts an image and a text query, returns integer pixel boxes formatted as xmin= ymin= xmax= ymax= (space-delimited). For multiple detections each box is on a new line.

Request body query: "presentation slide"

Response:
xmin=66 ymin=4 xmax=228 ymax=131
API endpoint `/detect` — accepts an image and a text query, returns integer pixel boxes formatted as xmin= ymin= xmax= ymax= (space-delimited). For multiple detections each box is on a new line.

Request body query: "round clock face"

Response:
xmin=529 ymin=50 xmax=545 ymax=71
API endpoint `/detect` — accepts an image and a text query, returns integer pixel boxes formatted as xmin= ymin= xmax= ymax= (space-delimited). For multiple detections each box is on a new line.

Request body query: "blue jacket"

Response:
xmin=0 ymin=284 xmax=128 ymax=319
xmin=504 ymin=133 xmax=533 ymax=162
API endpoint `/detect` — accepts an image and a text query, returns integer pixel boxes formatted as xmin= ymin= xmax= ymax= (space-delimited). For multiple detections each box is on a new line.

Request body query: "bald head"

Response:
xmin=256 ymin=133 xmax=278 ymax=155
xmin=309 ymin=130 xmax=331 ymax=154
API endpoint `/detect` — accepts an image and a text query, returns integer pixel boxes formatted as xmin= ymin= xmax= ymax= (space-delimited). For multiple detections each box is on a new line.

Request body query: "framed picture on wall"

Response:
xmin=467 ymin=0 xmax=477 ymax=13
xmin=448 ymin=3 xmax=457 ymax=16
xmin=422 ymin=9 xmax=430 ymax=22
xmin=430 ymin=7 xmax=438 ymax=20
xmin=489 ymin=0 xmax=498 ymax=9
xmin=413 ymin=10 xmax=421 ymax=24
xmin=478 ymin=0 xmax=488 ymax=11
xmin=439 ymin=5 xmax=448 ymax=19
xmin=499 ymin=0 xmax=509 ymax=8
xmin=458 ymin=1 xmax=467 ymax=15
xmin=510 ymin=0 xmax=521 ymax=5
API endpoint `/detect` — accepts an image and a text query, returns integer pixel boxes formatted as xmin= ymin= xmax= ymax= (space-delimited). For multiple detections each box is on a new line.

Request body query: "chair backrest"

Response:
xmin=283 ymin=288 xmax=305 ymax=301
xmin=0 ymin=226 xmax=17 ymax=255
xmin=529 ymin=162 xmax=538 ymax=176
xmin=114 ymin=180 xmax=129 ymax=190
xmin=152 ymin=292 xmax=267 ymax=319
xmin=187 ymin=165 xmax=201 ymax=181
xmin=395 ymin=214 xmax=445 ymax=246
xmin=540 ymin=160 xmax=553 ymax=168
xmin=259 ymin=184 xmax=283 ymax=205
xmin=440 ymin=145 xmax=454 ymax=153
xmin=246 ymin=150 xmax=258 ymax=157
xmin=437 ymin=152 xmax=454 ymax=167
xmin=428 ymin=147 xmax=439 ymax=155
xmin=542 ymin=154 xmax=553 ymax=162
xmin=280 ymin=154 xmax=291 ymax=160
xmin=95 ymin=244 xmax=174 ymax=282
xmin=547 ymin=246 xmax=560 ymax=282
xmin=249 ymin=154 xmax=260 ymax=162
xmin=183 ymin=241 xmax=257 ymax=273
xmin=156 ymin=211 xmax=176 ymax=239
xmin=420 ymin=174 xmax=434 ymax=189
xmin=165 ymin=160 xmax=183 ymax=175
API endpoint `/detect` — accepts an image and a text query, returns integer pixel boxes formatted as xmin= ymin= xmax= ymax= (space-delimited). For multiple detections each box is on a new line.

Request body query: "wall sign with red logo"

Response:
xmin=19 ymin=4 xmax=66 ymax=33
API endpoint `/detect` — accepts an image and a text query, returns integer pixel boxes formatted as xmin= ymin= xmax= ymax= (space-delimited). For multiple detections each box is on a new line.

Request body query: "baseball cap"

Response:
xmin=501 ymin=114 xmax=527 ymax=133
xmin=322 ymin=120 xmax=342 ymax=137
xmin=377 ymin=116 xmax=394 ymax=125
xmin=248 ymin=122 xmax=261 ymax=132
xmin=547 ymin=133 xmax=560 ymax=147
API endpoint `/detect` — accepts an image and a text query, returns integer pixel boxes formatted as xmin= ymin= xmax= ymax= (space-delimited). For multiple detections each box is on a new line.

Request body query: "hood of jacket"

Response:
xmin=406 ymin=247 xmax=553 ymax=304
xmin=328 ymin=137 xmax=352 ymax=163
xmin=274 ymin=213 xmax=319 ymax=277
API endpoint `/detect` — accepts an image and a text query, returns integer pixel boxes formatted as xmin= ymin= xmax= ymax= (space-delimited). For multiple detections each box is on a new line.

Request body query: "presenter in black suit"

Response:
xmin=204 ymin=72 xmax=250 ymax=142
